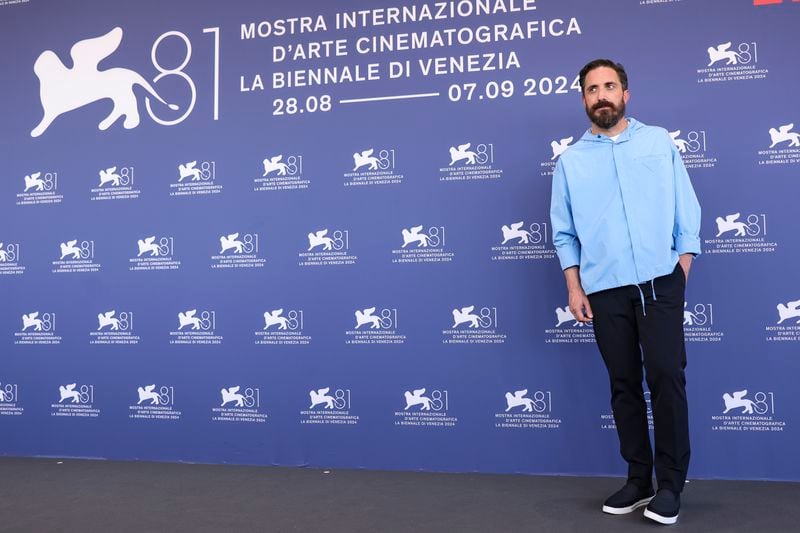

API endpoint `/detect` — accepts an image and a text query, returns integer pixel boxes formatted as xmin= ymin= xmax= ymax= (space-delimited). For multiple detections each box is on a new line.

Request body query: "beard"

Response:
xmin=586 ymin=99 xmax=626 ymax=130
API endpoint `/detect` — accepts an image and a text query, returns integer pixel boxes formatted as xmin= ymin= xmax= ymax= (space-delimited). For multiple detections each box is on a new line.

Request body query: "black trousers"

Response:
xmin=588 ymin=264 xmax=690 ymax=493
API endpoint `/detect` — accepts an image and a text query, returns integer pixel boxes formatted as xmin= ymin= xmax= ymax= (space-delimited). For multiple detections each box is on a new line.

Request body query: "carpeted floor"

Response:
xmin=0 ymin=457 xmax=797 ymax=532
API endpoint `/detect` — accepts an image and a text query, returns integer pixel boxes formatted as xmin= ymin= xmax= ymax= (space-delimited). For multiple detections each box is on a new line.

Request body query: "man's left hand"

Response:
xmin=678 ymin=254 xmax=693 ymax=281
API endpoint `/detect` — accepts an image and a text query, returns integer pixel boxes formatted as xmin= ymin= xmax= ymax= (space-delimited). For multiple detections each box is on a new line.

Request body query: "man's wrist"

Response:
xmin=563 ymin=267 xmax=583 ymax=293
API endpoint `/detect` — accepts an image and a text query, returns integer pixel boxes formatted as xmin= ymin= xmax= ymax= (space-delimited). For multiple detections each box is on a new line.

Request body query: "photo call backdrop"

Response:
xmin=1 ymin=0 xmax=798 ymax=481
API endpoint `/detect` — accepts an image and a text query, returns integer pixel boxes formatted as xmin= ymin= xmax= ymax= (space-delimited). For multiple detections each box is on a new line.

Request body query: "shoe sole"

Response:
xmin=602 ymin=496 xmax=653 ymax=515
xmin=644 ymin=508 xmax=678 ymax=525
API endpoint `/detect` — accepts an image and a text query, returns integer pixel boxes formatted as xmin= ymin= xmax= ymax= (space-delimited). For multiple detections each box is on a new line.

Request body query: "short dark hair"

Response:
xmin=579 ymin=59 xmax=628 ymax=93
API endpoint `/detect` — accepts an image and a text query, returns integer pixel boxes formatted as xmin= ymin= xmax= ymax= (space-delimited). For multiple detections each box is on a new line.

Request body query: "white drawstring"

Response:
xmin=635 ymin=279 xmax=657 ymax=317
xmin=636 ymin=285 xmax=646 ymax=316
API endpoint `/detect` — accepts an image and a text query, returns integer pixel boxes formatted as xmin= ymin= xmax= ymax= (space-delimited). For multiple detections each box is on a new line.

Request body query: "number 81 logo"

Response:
xmin=0 ymin=383 xmax=18 ymax=402
xmin=145 ymin=29 xmax=221 ymax=124
xmin=0 ymin=243 xmax=20 ymax=262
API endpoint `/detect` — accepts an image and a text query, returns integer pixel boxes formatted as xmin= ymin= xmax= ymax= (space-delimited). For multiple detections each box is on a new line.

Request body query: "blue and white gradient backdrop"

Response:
xmin=1 ymin=0 xmax=798 ymax=480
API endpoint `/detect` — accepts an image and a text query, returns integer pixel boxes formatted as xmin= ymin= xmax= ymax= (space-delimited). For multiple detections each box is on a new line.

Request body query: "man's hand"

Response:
xmin=678 ymin=253 xmax=693 ymax=281
xmin=569 ymin=288 xmax=594 ymax=323
xmin=564 ymin=266 xmax=593 ymax=323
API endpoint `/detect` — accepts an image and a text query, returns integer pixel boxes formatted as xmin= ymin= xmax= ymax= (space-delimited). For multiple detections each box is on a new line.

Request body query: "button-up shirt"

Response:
xmin=550 ymin=117 xmax=701 ymax=295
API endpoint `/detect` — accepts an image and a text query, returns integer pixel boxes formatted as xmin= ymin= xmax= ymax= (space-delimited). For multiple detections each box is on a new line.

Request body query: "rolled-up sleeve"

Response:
xmin=671 ymin=143 xmax=702 ymax=256
xmin=550 ymin=158 xmax=581 ymax=270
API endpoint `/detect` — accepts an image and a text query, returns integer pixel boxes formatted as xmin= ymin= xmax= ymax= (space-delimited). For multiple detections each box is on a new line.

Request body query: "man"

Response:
xmin=550 ymin=59 xmax=701 ymax=525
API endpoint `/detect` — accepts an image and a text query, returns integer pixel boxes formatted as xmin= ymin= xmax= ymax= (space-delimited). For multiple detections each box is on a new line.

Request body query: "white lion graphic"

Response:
xmin=31 ymin=27 xmax=178 ymax=137
xmin=722 ymin=390 xmax=756 ymax=414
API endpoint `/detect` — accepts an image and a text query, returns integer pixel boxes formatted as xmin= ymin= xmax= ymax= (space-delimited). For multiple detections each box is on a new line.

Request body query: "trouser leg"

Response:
xmin=636 ymin=265 xmax=691 ymax=493
xmin=589 ymin=286 xmax=652 ymax=488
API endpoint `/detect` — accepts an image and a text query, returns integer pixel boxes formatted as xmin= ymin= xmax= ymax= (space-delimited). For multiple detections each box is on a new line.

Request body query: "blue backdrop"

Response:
xmin=1 ymin=0 xmax=798 ymax=481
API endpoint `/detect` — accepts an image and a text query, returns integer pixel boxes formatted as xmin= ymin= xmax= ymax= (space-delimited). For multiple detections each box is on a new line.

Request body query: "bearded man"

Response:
xmin=549 ymin=59 xmax=702 ymax=525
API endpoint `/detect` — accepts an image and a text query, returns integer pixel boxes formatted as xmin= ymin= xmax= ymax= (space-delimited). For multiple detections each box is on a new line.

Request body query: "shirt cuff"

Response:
xmin=675 ymin=234 xmax=701 ymax=257
xmin=556 ymin=243 xmax=581 ymax=271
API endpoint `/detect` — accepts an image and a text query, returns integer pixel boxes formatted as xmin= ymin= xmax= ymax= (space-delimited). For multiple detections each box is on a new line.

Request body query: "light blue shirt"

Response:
xmin=550 ymin=117 xmax=701 ymax=295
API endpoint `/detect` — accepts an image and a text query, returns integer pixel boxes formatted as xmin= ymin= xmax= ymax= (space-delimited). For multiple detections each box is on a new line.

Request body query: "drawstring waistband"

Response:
xmin=635 ymin=279 xmax=657 ymax=316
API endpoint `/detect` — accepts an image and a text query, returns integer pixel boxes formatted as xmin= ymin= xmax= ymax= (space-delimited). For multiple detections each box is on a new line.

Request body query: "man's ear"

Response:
xmin=623 ymin=89 xmax=630 ymax=104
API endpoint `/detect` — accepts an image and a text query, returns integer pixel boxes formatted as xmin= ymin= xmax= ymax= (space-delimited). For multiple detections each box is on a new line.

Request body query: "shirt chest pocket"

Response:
xmin=634 ymin=153 xmax=671 ymax=173
xmin=631 ymin=154 xmax=673 ymax=202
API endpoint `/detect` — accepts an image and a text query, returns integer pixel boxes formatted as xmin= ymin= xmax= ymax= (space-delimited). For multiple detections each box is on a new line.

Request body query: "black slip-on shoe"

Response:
xmin=602 ymin=482 xmax=655 ymax=514
xmin=643 ymin=488 xmax=680 ymax=525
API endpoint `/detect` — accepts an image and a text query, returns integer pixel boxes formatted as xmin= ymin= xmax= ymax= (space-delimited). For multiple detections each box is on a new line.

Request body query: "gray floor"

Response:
xmin=0 ymin=457 xmax=798 ymax=532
